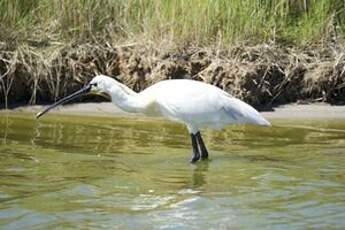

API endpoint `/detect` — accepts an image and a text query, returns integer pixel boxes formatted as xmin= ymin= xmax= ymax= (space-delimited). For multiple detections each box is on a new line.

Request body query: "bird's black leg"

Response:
xmin=196 ymin=132 xmax=209 ymax=160
xmin=190 ymin=133 xmax=201 ymax=163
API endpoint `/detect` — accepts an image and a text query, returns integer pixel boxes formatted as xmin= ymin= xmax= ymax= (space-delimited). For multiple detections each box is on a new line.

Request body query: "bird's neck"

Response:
xmin=109 ymin=84 xmax=146 ymax=113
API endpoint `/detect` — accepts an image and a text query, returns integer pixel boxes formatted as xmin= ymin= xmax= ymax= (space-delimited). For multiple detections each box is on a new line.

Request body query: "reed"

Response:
xmin=0 ymin=0 xmax=343 ymax=46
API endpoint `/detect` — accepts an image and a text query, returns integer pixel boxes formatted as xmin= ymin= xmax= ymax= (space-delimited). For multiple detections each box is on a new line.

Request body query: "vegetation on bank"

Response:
xmin=1 ymin=0 xmax=344 ymax=45
xmin=0 ymin=0 xmax=345 ymax=108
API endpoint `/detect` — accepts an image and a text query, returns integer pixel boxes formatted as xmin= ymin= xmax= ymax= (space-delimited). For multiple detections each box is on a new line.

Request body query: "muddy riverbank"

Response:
xmin=1 ymin=42 xmax=345 ymax=109
xmin=2 ymin=102 xmax=345 ymax=121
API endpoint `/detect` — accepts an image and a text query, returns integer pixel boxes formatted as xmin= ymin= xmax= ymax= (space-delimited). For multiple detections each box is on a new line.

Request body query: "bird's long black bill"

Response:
xmin=36 ymin=84 xmax=92 ymax=119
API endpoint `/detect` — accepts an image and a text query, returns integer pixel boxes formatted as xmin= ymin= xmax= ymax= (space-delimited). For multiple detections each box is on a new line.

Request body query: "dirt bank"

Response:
xmin=1 ymin=42 xmax=345 ymax=109
xmin=2 ymin=102 xmax=345 ymax=120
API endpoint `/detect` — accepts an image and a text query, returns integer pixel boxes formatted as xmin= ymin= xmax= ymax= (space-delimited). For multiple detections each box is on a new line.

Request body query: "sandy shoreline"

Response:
xmin=1 ymin=102 xmax=345 ymax=120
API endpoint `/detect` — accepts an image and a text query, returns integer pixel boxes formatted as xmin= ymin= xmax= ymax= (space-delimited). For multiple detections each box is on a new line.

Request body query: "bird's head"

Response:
xmin=36 ymin=75 xmax=114 ymax=118
xmin=88 ymin=75 xmax=113 ymax=100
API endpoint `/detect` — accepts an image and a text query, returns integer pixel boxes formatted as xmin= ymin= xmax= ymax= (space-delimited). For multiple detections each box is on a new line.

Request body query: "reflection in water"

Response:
xmin=1 ymin=114 xmax=10 ymax=145
xmin=0 ymin=113 xmax=322 ymax=156
xmin=191 ymin=160 xmax=209 ymax=188
xmin=1 ymin=113 xmax=345 ymax=229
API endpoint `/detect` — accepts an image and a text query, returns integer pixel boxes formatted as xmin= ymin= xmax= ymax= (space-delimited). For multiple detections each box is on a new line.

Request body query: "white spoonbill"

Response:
xmin=36 ymin=74 xmax=271 ymax=163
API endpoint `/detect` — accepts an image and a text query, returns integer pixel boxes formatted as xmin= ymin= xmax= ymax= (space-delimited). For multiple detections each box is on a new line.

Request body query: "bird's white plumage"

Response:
xmin=138 ymin=79 xmax=270 ymax=133
xmin=90 ymin=75 xmax=271 ymax=134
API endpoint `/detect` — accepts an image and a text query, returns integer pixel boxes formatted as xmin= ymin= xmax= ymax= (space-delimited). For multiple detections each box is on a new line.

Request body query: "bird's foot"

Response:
xmin=190 ymin=152 xmax=201 ymax=163
xmin=201 ymin=151 xmax=208 ymax=160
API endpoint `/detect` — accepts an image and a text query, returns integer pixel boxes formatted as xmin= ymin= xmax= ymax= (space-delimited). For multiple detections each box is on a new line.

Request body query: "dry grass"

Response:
xmin=1 ymin=1 xmax=345 ymax=108
xmin=1 ymin=36 xmax=345 ymax=108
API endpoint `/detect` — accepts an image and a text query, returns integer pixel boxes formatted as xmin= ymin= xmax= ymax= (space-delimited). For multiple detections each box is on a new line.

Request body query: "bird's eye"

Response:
xmin=91 ymin=83 xmax=98 ymax=87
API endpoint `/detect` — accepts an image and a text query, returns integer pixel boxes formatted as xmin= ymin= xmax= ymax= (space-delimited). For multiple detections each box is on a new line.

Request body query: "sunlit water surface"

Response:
xmin=0 ymin=113 xmax=345 ymax=229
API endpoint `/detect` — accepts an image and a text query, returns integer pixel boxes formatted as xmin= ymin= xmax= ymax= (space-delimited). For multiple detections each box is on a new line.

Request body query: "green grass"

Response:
xmin=0 ymin=0 xmax=344 ymax=47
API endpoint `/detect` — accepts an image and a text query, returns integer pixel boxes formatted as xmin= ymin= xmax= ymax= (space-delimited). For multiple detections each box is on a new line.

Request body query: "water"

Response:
xmin=0 ymin=113 xmax=345 ymax=229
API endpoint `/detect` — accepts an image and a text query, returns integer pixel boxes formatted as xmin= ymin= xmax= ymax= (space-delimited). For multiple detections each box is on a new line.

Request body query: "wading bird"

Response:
xmin=36 ymin=75 xmax=271 ymax=163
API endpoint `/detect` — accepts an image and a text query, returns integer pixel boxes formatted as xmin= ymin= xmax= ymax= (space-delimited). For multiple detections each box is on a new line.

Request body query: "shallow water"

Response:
xmin=0 ymin=113 xmax=345 ymax=229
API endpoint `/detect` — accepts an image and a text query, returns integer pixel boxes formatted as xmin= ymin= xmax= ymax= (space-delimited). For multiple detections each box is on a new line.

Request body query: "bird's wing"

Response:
xmin=155 ymin=97 xmax=184 ymax=122
xmin=141 ymin=97 xmax=161 ymax=116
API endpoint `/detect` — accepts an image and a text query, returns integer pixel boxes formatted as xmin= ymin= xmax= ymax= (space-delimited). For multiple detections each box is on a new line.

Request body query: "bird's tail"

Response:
xmin=257 ymin=116 xmax=271 ymax=126
xmin=224 ymin=96 xmax=271 ymax=127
